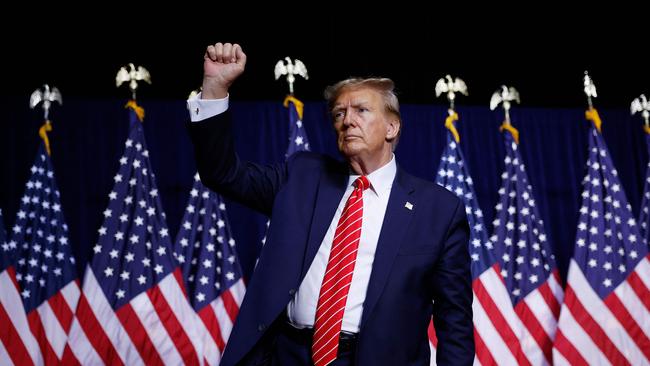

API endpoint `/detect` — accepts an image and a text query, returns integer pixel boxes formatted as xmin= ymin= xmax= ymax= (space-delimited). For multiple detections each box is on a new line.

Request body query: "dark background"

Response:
xmin=3 ymin=11 xmax=649 ymax=108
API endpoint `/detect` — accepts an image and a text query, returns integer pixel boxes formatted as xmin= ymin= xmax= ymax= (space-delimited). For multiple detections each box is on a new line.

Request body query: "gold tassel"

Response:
xmin=445 ymin=112 xmax=460 ymax=143
xmin=125 ymin=100 xmax=145 ymax=122
xmin=39 ymin=120 xmax=53 ymax=155
xmin=585 ymin=107 xmax=602 ymax=133
xmin=499 ymin=122 xmax=520 ymax=145
xmin=283 ymin=95 xmax=304 ymax=120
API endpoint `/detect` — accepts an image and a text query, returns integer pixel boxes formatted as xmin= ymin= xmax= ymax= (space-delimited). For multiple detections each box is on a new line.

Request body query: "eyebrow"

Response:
xmin=332 ymin=100 xmax=371 ymax=111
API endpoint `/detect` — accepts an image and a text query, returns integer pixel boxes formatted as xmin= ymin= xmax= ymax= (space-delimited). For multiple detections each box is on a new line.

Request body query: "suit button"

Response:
xmin=289 ymin=288 xmax=296 ymax=295
xmin=258 ymin=324 xmax=266 ymax=332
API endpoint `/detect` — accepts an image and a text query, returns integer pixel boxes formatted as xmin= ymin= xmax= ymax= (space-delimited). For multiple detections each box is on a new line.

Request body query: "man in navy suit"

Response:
xmin=187 ymin=42 xmax=474 ymax=366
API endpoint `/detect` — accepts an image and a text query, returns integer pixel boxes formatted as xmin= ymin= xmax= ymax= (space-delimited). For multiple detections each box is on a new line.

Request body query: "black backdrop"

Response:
xmin=1 ymin=97 xmax=647 ymax=283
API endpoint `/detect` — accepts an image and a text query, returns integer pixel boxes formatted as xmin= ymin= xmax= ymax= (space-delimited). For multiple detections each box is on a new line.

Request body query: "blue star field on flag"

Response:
xmin=90 ymin=108 xmax=178 ymax=309
xmin=573 ymin=125 xmax=646 ymax=298
xmin=489 ymin=129 xmax=558 ymax=304
xmin=436 ymin=127 xmax=495 ymax=277
xmin=173 ymin=173 xmax=243 ymax=311
xmin=8 ymin=142 xmax=77 ymax=312
xmin=284 ymin=97 xmax=310 ymax=159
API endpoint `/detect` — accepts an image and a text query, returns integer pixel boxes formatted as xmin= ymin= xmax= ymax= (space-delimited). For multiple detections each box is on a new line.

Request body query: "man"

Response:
xmin=187 ymin=42 xmax=474 ymax=366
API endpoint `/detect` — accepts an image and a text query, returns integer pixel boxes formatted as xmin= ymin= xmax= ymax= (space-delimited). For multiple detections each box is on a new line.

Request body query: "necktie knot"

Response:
xmin=354 ymin=176 xmax=370 ymax=191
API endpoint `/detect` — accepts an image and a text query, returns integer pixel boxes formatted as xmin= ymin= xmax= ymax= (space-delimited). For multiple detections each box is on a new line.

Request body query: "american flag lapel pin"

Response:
xmin=405 ymin=202 xmax=413 ymax=210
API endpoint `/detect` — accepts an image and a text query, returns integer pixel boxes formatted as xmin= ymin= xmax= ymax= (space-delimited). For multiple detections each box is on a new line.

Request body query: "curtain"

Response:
xmin=1 ymin=97 xmax=646 ymax=282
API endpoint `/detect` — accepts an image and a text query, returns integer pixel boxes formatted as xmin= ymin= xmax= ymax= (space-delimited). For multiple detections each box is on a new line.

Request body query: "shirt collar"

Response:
xmin=347 ymin=154 xmax=396 ymax=198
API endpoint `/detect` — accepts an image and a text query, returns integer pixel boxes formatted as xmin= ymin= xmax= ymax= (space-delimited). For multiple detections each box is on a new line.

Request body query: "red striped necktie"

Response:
xmin=312 ymin=175 xmax=369 ymax=366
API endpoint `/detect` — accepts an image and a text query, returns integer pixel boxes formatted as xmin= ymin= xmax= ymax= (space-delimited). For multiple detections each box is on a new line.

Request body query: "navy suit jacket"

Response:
xmin=188 ymin=111 xmax=474 ymax=365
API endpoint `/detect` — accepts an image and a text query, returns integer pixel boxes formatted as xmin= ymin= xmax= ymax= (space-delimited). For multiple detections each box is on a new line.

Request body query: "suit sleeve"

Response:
xmin=432 ymin=199 xmax=475 ymax=365
xmin=186 ymin=111 xmax=287 ymax=216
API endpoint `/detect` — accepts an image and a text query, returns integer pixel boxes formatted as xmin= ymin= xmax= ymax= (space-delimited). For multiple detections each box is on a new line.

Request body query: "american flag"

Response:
xmin=489 ymin=127 xmax=563 ymax=365
xmin=639 ymin=133 xmax=650 ymax=247
xmin=64 ymin=104 xmax=205 ymax=365
xmin=261 ymin=96 xmax=310 ymax=247
xmin=7 ymin=141 xmax=80 ymax=365
xmin=553 ymin=118 xmax=650 ymax=365
xmin=173 ymin=173 xmax=245 ymax=365
xmin=434 ymin=116 xmax=532 ymax=365
xmin=2 ymin=206 xmax=43 ymax=366
xmin=283 ymin=96 xmax=310 ymax=158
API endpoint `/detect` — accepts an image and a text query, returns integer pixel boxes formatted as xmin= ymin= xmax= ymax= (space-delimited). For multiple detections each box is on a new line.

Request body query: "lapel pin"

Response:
xmin=405 ymin=202 xmax=413 ymax=210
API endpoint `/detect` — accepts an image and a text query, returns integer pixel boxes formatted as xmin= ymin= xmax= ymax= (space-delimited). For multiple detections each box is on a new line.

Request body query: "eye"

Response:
xmin=358 ymin=107 xmax=368 ymax=113
xmin=333 ymin=110 xmax=345 ymax=120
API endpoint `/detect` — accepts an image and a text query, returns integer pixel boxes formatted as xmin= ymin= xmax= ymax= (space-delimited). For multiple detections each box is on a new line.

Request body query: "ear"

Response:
xmin=385 ymin=118 xmax=400 ymax=140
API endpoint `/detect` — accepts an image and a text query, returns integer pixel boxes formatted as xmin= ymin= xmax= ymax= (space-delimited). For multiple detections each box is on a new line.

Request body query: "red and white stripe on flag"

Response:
xmin=28 ymin=280 xmax=80 ymax=365
xmin=64 ymin=266 xmax=207 ymax=365
xmin=553 ymin=256 xmax=650 ymax=366
xmin=429 ymin=263 xmax=563 ymax=366
xmin=476 ymin=270 xmax=562 ymax=366
xmin=0 ymin=267 xmax=43 ymax=366
xmin=196 ymin=278 xmax=245 ymax=366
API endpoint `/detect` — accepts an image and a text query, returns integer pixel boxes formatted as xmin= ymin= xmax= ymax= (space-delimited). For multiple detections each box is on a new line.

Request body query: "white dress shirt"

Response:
xmin=287 ymin=157 xmax=396 ymax=333
xmin=186 ymin=95 xmax=397 ymax=333
xmin=187 ymin=93 xmax=228 ymax=122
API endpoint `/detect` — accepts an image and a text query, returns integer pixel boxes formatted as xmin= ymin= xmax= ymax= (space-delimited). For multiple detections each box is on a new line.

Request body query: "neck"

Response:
xmin=348 ymin=151 xmax=393 ymax=176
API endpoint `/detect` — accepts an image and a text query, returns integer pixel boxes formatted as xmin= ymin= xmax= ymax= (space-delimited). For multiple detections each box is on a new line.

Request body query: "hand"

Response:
xmin=202 ymin=42 xmax=247 ymax=99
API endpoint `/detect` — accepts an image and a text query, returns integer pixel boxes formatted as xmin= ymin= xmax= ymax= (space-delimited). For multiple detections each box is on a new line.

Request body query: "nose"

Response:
xmin=342 ymin=108 xmax=354 ymax=126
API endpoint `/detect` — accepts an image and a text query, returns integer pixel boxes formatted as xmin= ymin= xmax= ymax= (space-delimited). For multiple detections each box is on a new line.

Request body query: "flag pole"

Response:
xmin=631 ymin=94 xmax=650 ymax=134
xmin=29 ymin=84 xmax=62 ymax=156
xmin=491 ymin=85 xmax=521 ymax=144
xmin=435 ymin=74 xmax=468 ymax=143
xmin=583 ymin=71 xmax=602 ymax=133
xmin=116 ymin=63 xmax=151 ymax=121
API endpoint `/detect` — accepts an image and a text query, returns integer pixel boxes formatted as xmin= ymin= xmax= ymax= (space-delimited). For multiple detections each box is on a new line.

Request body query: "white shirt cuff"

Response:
xmin=187 ymin=92 xmax=229 ymax=122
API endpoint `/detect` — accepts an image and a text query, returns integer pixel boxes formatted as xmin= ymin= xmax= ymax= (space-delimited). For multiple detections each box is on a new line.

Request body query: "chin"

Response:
xmin=340 ymin=143 xmax=356 ymax=153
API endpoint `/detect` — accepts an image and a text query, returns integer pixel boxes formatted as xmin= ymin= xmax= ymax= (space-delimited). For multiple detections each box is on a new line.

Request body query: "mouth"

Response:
xmin=343 ymin=135 xmax=361 ymax=141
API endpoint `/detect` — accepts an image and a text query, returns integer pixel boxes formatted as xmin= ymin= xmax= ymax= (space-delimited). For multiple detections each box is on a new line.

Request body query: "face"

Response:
xmin=332 ymin=88 xmax=399 ymax=163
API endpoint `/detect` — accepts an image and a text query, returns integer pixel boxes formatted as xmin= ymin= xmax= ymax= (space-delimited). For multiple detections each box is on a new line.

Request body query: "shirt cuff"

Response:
xmin=187 ymin=92 xmax=229 ymax=122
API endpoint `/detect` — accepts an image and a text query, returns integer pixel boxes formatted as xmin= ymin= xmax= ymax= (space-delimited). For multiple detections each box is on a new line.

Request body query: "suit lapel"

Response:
xmin=360 ymin=168 xmax=415 ymax=327
xmin=301 ymin=163 xmax=348 ymax=278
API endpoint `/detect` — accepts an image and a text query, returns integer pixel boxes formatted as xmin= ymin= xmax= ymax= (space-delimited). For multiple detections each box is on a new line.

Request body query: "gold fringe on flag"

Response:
xmin=283 ymin=95 xmax=304 ymax=120
xmin=585 ymin=107 xmax=602 ymax=133
xmin=125 ymin=100 xmax=145 ymax=122
xmin=445 ymin=112 xmax=460 ymax=143
xmin=500 ymin=122 xmax=520 ymax=144
xmin=39 ymin=120 xmax=53 ymax=156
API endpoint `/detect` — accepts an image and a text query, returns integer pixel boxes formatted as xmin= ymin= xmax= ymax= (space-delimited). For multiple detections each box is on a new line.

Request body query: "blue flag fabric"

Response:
xmin=284 ymin=97 xmax=310 ymax=159
xmin=554 ymin=120 xmax=650 ymax=365
xmin=489 ymin=127 xmax=563 ymax=364
xmin=435 ymin=128 xmax=494 ymax=277
xmin=66 ymin=105 xmax=204 ymax=366
xmin=9 ymin=142 xmax=77 ymax=313
xmin=174 ymin=173 xmax=244 ymax=312
xmin=490 ymin=129 xmax=560 ymax=304
xmin=88 ymin=110 xmax=178 ymax=308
